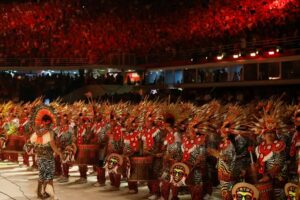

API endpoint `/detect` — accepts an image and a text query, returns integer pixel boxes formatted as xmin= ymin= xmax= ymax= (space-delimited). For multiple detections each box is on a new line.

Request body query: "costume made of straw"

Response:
xmin=74 ymin=107 xmax=99 ymax=183
xmin=30 ymin=105 xmax=58 ymax=200
xmin=251 ymin=100 xmax=288 ymax=200
xmin=57 ymin=112 xmax=75 ymax=182
xmin=160 ymin=103 xmax=184 ymax=200
xmin=103 ymin=105 xmax=127 ymax=190
xmin=1 ymin=103 xmax=21 ymax=162
xmin=215 ymin=105 xmax=249 ymax=200
xmin=122 ymin=110 xmax=141 ymax=194
xmin=0 ymin=113 xmax=7 ymax=151
xmin=92 ymin=111 xmax=110 ymax=186
xmin=287 ymin=108 xmax=300 ymax=199
xmin=22 ymin=99 xmax=42 ymax=168
xmin=181 ymin=101 xmax=220 ymax=200
xmin=20 ymin=106 xmax=35 ymax=167
xmin=141 ymin=104 xmax=164 ymax=199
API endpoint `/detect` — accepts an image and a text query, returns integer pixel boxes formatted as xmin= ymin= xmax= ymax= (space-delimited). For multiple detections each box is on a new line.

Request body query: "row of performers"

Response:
xmin=0 ymin=100 xmax=300 ymax=200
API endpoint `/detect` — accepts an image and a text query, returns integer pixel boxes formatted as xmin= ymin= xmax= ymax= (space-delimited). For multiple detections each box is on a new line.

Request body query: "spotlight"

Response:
xmin=268 ymin=51 xmax=275 ymax=55
xmin=217 ymin=54 xmax=224 ymax=60
xmin=233 ymin=52 xmax=241 ymax=59
xmin=250 ymin=52 xmax=256 ymax=57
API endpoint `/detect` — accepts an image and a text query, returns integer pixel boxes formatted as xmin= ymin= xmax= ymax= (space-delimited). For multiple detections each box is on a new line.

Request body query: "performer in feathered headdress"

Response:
xmin=208 ymin=104 xmax=250 ymax=200
xmin=180 ymin=101 xmax=221 ymax=200
xmin=56 ymin=109 xmax=76 ymax=183
xmin=106 ymin=105 xmax=127 ymax=188
xmin=250 ymin=100 xmax=288 ymax=199
xmin=30 ymin=104 xmax=62 ymax=200
xmin=160 ymin=103 xmax=184 ymax=200
xmin=287 ymin=107 xmax=300 ymax=199
xmin=0 ymin=113 xmax=7 ymax=161
xmin=140 ymin=101 xmax=165 ymax=200
xmin=91 ymin=103 xmax=114 ymax=187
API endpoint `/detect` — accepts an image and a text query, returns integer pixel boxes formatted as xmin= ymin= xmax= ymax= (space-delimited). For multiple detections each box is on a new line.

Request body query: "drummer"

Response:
xmin=123 ymin=116 xmax=140 ymax=194
xmin=57 ymin=113 xmax=76 ymax=183
xmin=142 ymin=115 xmax=165 ymax=200
xmin=104 ymin=113 xmax=125 ymax=190
xmin=19 ymin=107 xmax=33 ymax=167
xmin=160 ymin=114 xmax=183 ymax=200
xmin=74 ymin=113 xmax=93 ymax=184
xmin=4 ymin=109 xmax=20 ymax=163
xmin=92 ymin=112 xmax=109 ymax=187
xmin=0 ymin=114 xmax=7 ymax=161
xmin=54 ymin=112 xmax=63 ymax=177
xmin=255 ymin=129 xmax=287 ymax=199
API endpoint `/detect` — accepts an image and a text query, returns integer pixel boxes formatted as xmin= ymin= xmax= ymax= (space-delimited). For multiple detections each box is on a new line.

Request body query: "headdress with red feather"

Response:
xmin=31 ymin=105 xmax=57 ymax=128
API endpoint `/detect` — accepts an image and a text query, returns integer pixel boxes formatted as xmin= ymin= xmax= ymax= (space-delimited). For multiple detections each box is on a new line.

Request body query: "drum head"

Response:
xmin=106 ymin=153 xmax=123 ymax=170
xmin=284 ymin=183 xmax=298 ymax=200
xmin=232 ymin=182 xmax=259 ymax=200
xmin=170 ymin=162 xmax=190 ymax=185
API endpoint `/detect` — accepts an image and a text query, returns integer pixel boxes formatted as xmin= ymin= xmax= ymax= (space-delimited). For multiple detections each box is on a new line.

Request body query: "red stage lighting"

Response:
xmin=268 ymin=51 xmax=275 ymax=55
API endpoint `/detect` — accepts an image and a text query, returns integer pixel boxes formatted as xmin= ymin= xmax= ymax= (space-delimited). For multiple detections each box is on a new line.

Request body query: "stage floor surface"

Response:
xmin=0 ymin=160 xmax=221 ymax=200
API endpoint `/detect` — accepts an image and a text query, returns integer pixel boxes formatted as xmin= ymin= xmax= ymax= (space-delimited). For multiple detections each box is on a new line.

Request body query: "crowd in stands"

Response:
xmin=0 ymin=71 xmax=125 ymax=102
xmin=0 ymin=70 xmax=299 ymax=106
xmin=0 ymin=0 xmax=299 ymax=65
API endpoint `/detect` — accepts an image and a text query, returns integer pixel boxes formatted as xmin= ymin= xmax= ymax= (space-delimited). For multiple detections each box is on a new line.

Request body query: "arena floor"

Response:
xmin=0 ymin=158 xmax=221 ymax=200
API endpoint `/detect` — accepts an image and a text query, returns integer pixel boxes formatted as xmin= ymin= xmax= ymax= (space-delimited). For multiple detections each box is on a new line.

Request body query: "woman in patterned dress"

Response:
xmin=30 ymin=106 xmax=62 ymax=200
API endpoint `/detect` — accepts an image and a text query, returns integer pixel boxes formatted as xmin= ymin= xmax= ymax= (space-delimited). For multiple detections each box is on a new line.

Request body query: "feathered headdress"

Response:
xmin=188 ymin=100 xmax=221 ymax=135
xmin=294 ymin=107 xmax=300 ymax=127
xmin=250 ymin=99 xmax=286 ymax=135
xmin=219 ymin=104 xmax=249 ymax=136
xmin=31 ymin=105 xmax=57 ymax=128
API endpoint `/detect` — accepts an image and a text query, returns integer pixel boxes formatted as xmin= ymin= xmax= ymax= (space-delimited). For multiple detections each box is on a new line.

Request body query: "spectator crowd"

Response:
xmin=0 ymin=0 xmax=299 ymax=65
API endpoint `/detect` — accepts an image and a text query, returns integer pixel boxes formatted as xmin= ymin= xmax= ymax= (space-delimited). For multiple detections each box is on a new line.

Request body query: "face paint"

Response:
xmin=108 ymin=157 xmax=119 ymax=170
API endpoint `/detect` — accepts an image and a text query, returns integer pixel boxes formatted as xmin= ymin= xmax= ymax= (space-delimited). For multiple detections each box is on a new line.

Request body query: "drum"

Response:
xmin=245 ymin=164 xmax=259 ymax=184
xmin=5 ymin=135 xmax=26 ymax=152
xmin=232 ymin=182 xmax=259 ymax=200
xmin=23 ymin=142 xmax=34 ymax=155
xmin=284 ymin=182 xmax=298 ymax=200
xmin=0 ymin=135 xmax=6 ymax=150
xmin=129 ymin=156 xmax=153 ymax=181
xmin=105 ymin=153 xmax=124 ymax=175
xmin=76 ymin=144 xmax=99 ymax=165
xmin=170 ymin=162 xmax=190 ymax=187
xmin=255 ymin=182 xmax=273 ymax=200
xmin=62 ymin=147 xmax=75 ymax=164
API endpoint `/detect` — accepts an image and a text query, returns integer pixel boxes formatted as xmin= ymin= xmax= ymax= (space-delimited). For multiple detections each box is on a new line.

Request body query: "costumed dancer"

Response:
xmin=185 ymin=101 xmax=221 ymax=200
xmin=74 ymin=113 xmax=92 ymax=184
xmin=92 ymin=110 xmax=110 ymax=187
xmin=251 ymin=100 xmax=288 ymax=200
xmin=160 ymin=105 xmax=183 ymax=200
xmin=53 ymin=113 xmax=62 ymax=177
xmin=142 ymin=112 xmax=165 ymax=200
xmin=57 ymin=113 xmax=76 ymax=183
xmin=20 ymin=106 xmax=35 ymax=168
xmin=123 ymin=113 xmax=140 ymax=194
xmin=286 ymin=107 xmax=300 ymax=200
xmin=104 ymin=110 xmax=125 ymax=190
xmin=208 ymin=105 xmax=248 ymax=200
xmin=0 ymin=113 xmax=7 ymax=161
xmin=30 ymin=105 xmax=62 ymax=200
xmin=5 ymin=108 xmax=20 ymax=162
